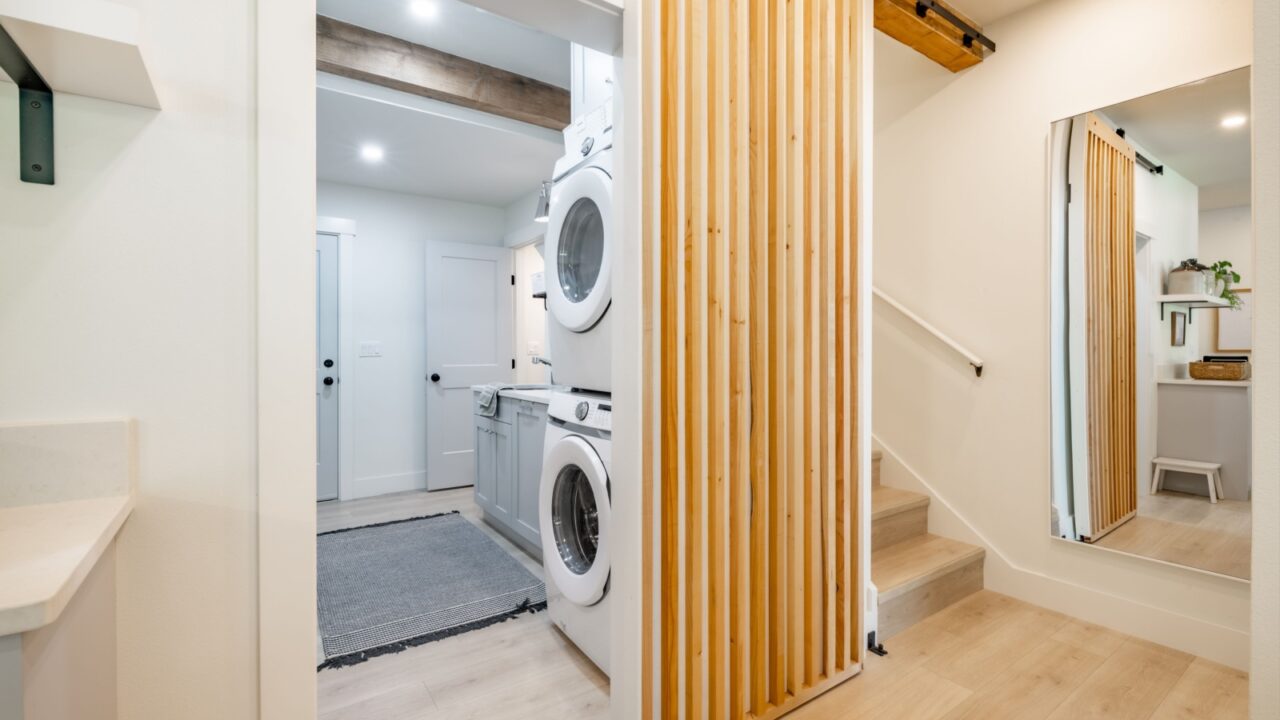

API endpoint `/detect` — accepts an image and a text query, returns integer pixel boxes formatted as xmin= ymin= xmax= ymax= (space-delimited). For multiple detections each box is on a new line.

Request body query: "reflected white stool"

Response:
xmin=1151 ymin=457 xmax=1224 ymax=503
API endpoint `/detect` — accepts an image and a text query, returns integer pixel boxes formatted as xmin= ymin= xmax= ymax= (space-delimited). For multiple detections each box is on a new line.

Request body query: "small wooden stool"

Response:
xmin=1151 ymin=457 xmax=1224 ymax=503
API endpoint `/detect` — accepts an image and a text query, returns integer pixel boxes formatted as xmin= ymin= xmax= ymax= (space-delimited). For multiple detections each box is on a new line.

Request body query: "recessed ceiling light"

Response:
xmin=1221 ymin=114 xmax=1247 ymax=129
xmin=409 ymin=0 xmax=440 ymax=20
xmin=360 ymin=144 xmax=385 ymax=163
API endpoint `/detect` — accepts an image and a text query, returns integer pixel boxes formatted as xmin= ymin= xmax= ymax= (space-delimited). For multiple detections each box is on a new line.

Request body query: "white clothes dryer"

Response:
xmin=539 ymin=390 xmax=612 ymax=674
xmin=545 ymin=103 xmax=613 ymax=394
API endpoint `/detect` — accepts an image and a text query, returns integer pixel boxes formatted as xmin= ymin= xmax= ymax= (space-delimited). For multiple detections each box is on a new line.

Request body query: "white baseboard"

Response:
xmin=872 ymin=433 xmax=1250 ymax=670
xmin=341 ymin=470 xmax=428 ymax=501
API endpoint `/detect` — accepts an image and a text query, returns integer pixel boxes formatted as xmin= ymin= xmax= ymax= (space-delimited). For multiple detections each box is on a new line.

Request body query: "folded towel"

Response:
xmin=476 ymin=384 xmax=501 ymax=417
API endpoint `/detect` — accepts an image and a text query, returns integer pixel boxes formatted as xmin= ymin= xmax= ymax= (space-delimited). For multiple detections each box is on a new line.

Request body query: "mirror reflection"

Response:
xmin=1049 ymin=68 xmax=1253 ymax=580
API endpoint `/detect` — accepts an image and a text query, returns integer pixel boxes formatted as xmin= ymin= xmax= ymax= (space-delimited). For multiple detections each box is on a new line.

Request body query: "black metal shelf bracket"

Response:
xmin=0 ymin=24 xmax=53 ymax=185
xmin=914 ymin=0 xmax=997 ymax=53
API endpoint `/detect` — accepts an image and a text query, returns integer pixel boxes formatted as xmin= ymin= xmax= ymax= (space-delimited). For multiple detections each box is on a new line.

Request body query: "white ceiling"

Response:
xmin=1101 ymin=68 xmax=1252 ymax=209
xmin=949 ymin=0 xmax=1045 ymax=24
xmin=316 ymin=0 xmax=571 ymax=89
xmin=317 ymin=74 xmax=562 ymax=207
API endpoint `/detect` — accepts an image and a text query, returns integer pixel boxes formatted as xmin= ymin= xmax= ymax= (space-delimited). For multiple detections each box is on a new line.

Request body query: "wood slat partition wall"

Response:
xmin=1081 ymin=113 xmax=1137 ymax=543
xmin=640 ymin=0 xmax=865 ymax=716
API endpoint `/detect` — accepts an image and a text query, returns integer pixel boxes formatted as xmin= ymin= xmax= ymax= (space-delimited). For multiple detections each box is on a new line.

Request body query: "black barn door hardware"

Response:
xmin=0 ymin=24 xmax=53 ymax=185
xmin=914 ymin=0 xmax=997 ymax=53
xmin=1115 ymin=128 xmax=1165 ymax=175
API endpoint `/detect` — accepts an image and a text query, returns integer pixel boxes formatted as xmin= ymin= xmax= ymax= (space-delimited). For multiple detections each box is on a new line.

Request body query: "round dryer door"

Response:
xmin=546 ymin=164 xmax=612 ymax=332
xmin=539 ymin=434 xmax=611 ymax=606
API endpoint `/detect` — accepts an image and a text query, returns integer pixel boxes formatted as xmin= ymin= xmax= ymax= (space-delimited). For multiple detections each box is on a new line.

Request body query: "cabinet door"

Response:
xmin=473 ymin=417 xmax=497 ymax=513
xmin=490 ymin=419 xmax=514 ymax=521
xmin=513 ymin=401 xmax=548 ymax=546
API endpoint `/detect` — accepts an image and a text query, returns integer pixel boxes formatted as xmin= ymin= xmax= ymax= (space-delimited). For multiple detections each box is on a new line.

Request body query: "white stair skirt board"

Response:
xmin=344 ymin=471 xmax=429 ymax=501
xmin=871 ymin=434 xmax=1249 ymax=670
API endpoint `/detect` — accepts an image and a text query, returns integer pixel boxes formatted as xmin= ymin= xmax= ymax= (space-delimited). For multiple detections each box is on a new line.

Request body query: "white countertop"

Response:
xmin=1157 ymin=378 xmax=1252 ymax=388
xmin=0 ymin=495 xmax=133 ymax=636
xmin=471 ymin=385 xmax=563 ymax=405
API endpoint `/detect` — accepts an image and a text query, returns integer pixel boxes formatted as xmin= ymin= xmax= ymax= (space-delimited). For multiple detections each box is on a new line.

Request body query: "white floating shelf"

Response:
xmin=1157 ymin=293 xmax=1229 ymax=321
xmin=0 ymin=0 xmax=159 ymax=109
xmin=1157 ymin=293 xmax=1229 ymax=307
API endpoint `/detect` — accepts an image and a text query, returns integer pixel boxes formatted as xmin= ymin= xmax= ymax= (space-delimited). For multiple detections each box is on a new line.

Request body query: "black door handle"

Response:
xmin=323 ymin=377 xmax=334 ymax=386
xmin=324 ymin=359 xmax=334 ymax=368
xmin=430 ymin=373 xmax=441 ymax=383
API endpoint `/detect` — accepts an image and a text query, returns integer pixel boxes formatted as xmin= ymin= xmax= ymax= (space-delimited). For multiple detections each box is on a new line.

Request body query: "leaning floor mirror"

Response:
xmin=1048 ymin=67 xmax=1253 ymax=581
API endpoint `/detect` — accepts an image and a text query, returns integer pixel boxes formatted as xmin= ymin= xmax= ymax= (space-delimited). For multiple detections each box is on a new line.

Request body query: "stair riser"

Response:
xmin=872 ymin=505 xmax=928 ymax=551
xmin=878 ymin=558 xmax=983 ymax=639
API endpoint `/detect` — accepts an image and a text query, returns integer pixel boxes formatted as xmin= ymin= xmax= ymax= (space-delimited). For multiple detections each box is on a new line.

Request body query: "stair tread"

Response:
xmin=872 ymin=485 xmax=929 ymax=520
xmin=872 ymin=533 xmax=985 ymax=602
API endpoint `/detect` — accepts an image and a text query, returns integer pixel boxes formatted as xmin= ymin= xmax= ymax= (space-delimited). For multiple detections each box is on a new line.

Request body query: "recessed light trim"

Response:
xmin=360 ymin=144 xmax=385 ymax=163
xmin=1221 ymin=114 xmax=1247 ymax=129
xmin=409 ymin=0 xmax=440 ymax=20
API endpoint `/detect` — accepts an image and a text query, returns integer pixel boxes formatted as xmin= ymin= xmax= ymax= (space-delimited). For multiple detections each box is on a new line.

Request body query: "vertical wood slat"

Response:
xmin=645 ymin=1 xmax=865 ymax=717
xmin=1082 ymin=113 xmax=1137 ymax=543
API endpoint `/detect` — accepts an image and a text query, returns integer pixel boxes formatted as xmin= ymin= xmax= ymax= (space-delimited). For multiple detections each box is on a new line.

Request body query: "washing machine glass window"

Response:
xmin=551 ymin=463 xmax=600 ymax=574
xmin=557 ymin=198 xmax=604 ymax=304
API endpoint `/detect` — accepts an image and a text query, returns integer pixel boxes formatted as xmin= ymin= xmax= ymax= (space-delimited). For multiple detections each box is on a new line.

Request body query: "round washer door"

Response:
xmin=539 ymin=434 xmax=611 ymax=606
xmin=545 ymin=165 xmax=612 ymax=332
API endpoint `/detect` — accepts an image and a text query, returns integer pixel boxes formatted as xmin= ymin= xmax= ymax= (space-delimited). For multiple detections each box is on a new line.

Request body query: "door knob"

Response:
xmin=323 ymin=359 xmax=334 ymax=368
xmin=323 ymin=377 xmax=334 ymax=386
xmin=430 ymin=373 xmax=441 ymax=383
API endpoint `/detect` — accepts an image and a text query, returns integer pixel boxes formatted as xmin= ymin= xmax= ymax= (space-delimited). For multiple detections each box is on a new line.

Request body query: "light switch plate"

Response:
xmin=359 ymin=341 xmax=383 ymax=357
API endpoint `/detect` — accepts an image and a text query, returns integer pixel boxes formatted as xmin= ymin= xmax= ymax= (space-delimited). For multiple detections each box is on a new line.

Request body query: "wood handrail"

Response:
xmin=873 ymin=286 xmax=984 ymax=377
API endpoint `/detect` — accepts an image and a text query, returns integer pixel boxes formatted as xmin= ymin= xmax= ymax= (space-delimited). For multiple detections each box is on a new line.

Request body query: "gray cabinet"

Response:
xmin=473 ymin=393 xmax=548 ymax=557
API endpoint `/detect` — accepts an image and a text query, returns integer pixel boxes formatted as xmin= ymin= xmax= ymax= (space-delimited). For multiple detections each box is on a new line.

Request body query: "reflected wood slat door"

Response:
xmin=640 ymin=0 xmax=866 ymax=716
xmin=1082 ymin=113 xmax=1137 ymax=543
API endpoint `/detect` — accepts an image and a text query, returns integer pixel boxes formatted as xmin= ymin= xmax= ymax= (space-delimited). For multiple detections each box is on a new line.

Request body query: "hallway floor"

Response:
xmin=792 ymin=590 xmax=1248 ymax=720
xmin=316 ymin=489 xmax=609 ymax=720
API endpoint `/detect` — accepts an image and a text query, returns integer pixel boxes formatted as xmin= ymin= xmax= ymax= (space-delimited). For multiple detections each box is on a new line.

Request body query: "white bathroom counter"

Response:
xmin=1156 ymin=378 xmax=1252 ymax=388
xmin=0 ymin=495 xmax=133 ymax=636
xmin=470 ymin=385 xmax=563 ymax=405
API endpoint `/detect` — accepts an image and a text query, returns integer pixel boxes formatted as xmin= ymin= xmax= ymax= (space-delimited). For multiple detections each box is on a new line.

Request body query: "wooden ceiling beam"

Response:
xmin=316 ymin=15 xmax=570 ymax=131
xmin=874 ymin=0 xmax=990 ymax=73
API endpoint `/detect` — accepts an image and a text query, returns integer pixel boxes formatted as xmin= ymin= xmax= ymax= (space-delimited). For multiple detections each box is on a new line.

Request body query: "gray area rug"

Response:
xmin=317 ymin=511 xmax=546 ymax=670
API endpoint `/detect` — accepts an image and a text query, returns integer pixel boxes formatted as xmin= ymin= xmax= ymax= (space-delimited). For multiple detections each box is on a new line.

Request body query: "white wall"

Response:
xmin=316 ymin=181 xmax=506 ymax=498
xmin=513 ymin=243 xmax=551 ymax=384
xmin=0 ymin=1 xmax=261 ymax=716
xmin=873 ymin=0 xmax=1252 ymax=668
xmin=1251 ymin=0 xmax=1280 ymax=713
xmin=1128 ymin=139 xmax=1203 ymax=374
xmin=1198 ymin=205 xmax=1254 ymax=354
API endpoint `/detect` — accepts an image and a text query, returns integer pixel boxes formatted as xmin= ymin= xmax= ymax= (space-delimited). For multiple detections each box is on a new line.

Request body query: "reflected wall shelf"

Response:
xmin=0 ymin=0 xmax=159 ymax=184
xmin=1158 ymin=293 xmax=1229 ymax=322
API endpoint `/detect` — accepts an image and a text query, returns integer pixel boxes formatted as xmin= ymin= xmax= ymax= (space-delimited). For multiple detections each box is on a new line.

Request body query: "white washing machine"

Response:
xmin=539 ymin=390 xmax=611 ymax=675
xmin=545 ymin=103 xmax=613 ymax=394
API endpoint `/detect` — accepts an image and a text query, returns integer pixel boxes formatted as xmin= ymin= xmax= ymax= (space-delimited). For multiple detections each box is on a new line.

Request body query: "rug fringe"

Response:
xmin=317 ymin=509 xmax=461 ymax=537
xmin=317 ymin=597 xmax=548 ymax=671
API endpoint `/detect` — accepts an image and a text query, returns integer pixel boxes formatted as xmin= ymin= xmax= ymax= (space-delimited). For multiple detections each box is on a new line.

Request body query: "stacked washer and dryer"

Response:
xmin=538 ymin=98 xmax=615 ymax=675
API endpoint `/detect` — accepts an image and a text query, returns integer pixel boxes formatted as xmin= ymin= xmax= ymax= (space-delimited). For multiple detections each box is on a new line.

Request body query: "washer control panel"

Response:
xmin=549 ymin=390 xmax=612 ymax=433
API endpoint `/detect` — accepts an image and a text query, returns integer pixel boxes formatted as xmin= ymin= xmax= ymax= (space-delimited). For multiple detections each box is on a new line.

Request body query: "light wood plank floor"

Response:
xmin=792 ymin=590 xmax=1248 ymax=720
xmin=1095 ymin=490 xmax=1251 ymax=580
xmin=318 ymin=492 xmax=1247 ymax=720
xmin=316 ymin=489 xmax=610 ymax=720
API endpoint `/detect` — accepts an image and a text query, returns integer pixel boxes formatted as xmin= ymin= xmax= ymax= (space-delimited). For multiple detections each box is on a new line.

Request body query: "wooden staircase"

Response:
xmin=871 ymin=450 xmax=986 ymax=639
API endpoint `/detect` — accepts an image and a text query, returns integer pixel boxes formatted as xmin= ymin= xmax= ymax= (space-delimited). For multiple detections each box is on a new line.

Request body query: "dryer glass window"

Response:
xmin=551 ymin=464 xmax=599 ymax=574
xmin=557 ymin=198 xmax=604 ymax=303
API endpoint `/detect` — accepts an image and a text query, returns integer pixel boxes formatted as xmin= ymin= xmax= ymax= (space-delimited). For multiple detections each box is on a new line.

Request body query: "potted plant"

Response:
xmin=1208 ymin=260 xmax=1243 ymax=308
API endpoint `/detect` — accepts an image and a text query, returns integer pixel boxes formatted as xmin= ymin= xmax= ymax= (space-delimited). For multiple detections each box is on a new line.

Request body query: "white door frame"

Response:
xmin=317 ymin=217 xmax=357 ymax=501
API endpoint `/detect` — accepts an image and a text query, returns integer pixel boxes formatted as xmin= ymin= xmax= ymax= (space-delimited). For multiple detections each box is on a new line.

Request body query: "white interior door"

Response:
xmin=426 ymin=241 xmax=515 ymax=490
xmin=316 ymin=232 xmax=340 ymax=501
